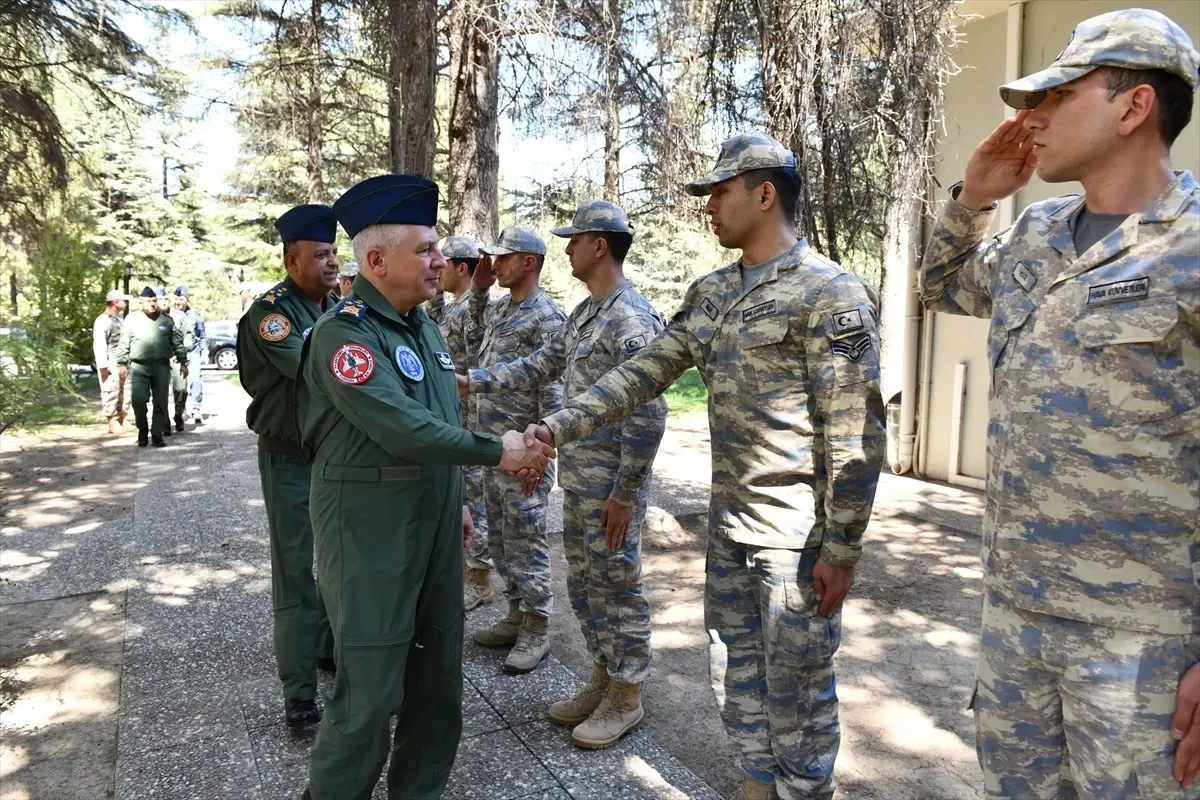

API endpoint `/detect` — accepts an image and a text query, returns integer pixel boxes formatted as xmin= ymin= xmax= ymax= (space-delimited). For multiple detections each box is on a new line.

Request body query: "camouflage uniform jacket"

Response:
xmin=470 ymin=280 xmax=668 ymax=504
xmin=440 ymin=289 xmax=485 ymax=427
xmin=93 ymin=310 xmax=123 ymax=369
xmin=920 ymin=171 xmax=1200 ymax=634
xmin=470 ymin=284 xmax=565 ymax=436
xmin=542 ymin=242 xmax=887 ymax=563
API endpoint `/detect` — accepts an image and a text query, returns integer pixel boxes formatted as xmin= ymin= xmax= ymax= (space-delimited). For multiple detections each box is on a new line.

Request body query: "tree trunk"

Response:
xmin=601 ymin=0 xmax=622 ymax=201
xmin=386 ymin=0 xmax=436 ymax=178
xmin=447 ymin=0 xmax=500 ymax=238
xmin=305 ymin=0 xmax=326 ymax=202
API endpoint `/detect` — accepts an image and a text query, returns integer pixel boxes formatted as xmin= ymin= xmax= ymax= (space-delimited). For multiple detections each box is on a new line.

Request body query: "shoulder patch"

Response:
xmin=259 ymin=313 xmax=291 ymax=342
xmin=699 ymin=297 xmax=720 ymax=321
xmin=830 ymin=332 xmax=873 ymax=362
xmin=259 ymin=284 xmax=291 ymax=306
xmin=829 ymin=308 xmax=864 ymax=336
xmin=337 ymin=299 xmax=368 ymax=319
xmin=624 ymin=334 xmax=647 ymax=352
xmin=330 ymin=343 xmax=375 ymax=385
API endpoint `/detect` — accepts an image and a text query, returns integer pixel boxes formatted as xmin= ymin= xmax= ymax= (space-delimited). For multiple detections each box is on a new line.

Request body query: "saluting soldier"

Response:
xmin=117 ymin=286 xmax=188 ymax=447
xmin=462 ymin=200 xmax=667 ymax=749
xmin=526 ymin=134 xmax=887 ymax=800
xmin=296 ymin=174 xmax=556 ymax=799
xmin=236 ymin=205 xmax=341 ymax=729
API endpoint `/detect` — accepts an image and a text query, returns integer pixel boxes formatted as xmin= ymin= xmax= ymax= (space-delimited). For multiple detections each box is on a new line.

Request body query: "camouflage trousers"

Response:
xmin=562 ymin=489 xmax=652 ymax=685
xmin=98 ymin=367 xmax=131 ymax=419
xmin=483 ymin=465 xmax=554 ymax=617
xmin=463 ymin=463 xmax=491 ymax=570
xmin=975 ymin=589 xmax=1200 ymax=800
xmin=706 ymin=537 xmax=841 ymax=800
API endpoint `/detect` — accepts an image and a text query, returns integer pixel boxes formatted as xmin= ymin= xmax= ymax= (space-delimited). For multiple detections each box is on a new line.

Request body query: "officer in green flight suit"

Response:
xmin=237 ymin=204 xmax=341 ymax=729
xmin=296 ymin=174 xmax=557 ymax=800
xmin=116 ymin=286 xmax=187 ymax=447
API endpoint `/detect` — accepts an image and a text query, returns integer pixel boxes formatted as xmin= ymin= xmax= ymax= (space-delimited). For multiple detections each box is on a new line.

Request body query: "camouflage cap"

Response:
xmin=479 ymin=226 xmax=546 ymax=256
xmin=551 ymin=199 xmax=634 ymax=237
xmin=339 ymin=261 xmax=359 ymax=278
xmin=683 ymin=132 xmax=796 ymax=197
xmin=441 ymin=234 xmax=480 ymax=260
xmin=104 ymin=289 xmax=129 ymax=303
xmin=1000 ymin=8 xmax=1200 ymax=110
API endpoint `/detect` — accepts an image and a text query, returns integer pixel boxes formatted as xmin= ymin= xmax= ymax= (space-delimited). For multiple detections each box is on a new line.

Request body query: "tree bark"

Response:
xmin=386 ymin=0 xmax=436 ymax=178
xmin=447 ymin=0 xmax=500 ymax=238
xmin=601 ymin=0 xmax=622 ymax=201
xmin=305 ymin=0 xmax=326 ymax=202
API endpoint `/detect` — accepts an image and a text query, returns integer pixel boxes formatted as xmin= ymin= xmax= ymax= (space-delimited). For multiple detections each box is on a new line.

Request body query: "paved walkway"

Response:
xmin=1 ymin=372 xmax=989 ymax=799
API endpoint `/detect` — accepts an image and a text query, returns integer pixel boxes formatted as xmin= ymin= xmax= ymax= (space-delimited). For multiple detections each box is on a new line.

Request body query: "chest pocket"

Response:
xmin=739 ymin=317 xmax=799 ymax=396
xmin=1073 ymin=294 xmax=1192 ymax=429
xmin=490 ymin=328 xmax=524 ymax=362
xmin=988 ymin=293 xmax=1035 ymax=389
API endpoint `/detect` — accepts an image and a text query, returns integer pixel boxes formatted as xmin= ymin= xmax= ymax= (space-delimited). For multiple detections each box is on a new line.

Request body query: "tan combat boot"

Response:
xmin=502 ymin=611 xmax=549 ymax=674
xmin=549 ymin=663 xmax=610 ymax=726
xmin=570 ymin=679 xmax=644 ymax=749
xmin=463 ymin=567 xmax=494 ymax=611
xmin=107 ymin=417 xmax=125 ymax=435
xmin=473 ymin=601 xmax=521 ymax=647
xmin=728 ymin=778 xmax=780 ymax=800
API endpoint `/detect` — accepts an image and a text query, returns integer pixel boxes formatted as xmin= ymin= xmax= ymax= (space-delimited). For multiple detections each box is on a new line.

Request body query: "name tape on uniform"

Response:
xmin=1013 ymin=262 xmax=1037 ymax=293
xmin=830 ymin=308 xmax=864 ymax=335
xmin=742 ymin=300 xmax=777 ymax=323
xmin=1086 ymin=277 xmax=1149 ymax=306
xmin=330 ymin=343 xmax=375 ymax=385
xmin=259 ymin=313 xmax=291 ymax=342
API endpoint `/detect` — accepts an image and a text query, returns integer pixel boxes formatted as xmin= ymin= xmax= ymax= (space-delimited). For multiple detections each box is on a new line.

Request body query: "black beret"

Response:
xmin=333 ymin=175 xmax=439 ymax=239
xmin=275 ymin=204 xmax=337 ymax=243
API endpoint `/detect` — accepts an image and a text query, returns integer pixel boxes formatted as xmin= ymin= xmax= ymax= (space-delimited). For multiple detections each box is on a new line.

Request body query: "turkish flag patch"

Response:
xmin=330 ymin=343 xmax=376 ymax=385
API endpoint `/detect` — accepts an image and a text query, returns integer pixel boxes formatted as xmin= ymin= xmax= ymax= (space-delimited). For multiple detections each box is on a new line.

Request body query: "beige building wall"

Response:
xmin=919 ymin=0 xmax=1200 ymax=483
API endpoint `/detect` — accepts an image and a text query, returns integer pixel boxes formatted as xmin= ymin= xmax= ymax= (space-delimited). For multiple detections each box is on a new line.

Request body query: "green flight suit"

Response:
xmin=237 ymin=278 xmax=336 ymax=706
xmin=116 ymin=310 xmax=185 ymax=439
xmin=297 ymin=276 xmax=504 ymax=800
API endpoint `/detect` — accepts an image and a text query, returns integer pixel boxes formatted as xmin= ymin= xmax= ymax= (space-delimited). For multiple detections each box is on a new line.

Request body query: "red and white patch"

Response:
xmin=259 ymin=313 xmax=291 ymax=342
xmin=329 ymin=343 xmax=375 ymax=385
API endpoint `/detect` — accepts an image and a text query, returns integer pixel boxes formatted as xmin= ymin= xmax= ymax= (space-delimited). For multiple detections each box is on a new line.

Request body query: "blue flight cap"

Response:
xmin=139 ymin=286 xmax=157 ymax=298
xmin=333 ymin=175 xmax=439 ymax=239
xmin=174 ymin=285 xmax=189 ymax=297
xmin=275 ymin=204 xmax=337 ymax=243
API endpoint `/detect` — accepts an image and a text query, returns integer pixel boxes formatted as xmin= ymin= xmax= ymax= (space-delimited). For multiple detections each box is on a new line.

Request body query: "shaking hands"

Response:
xmin=499 ymin=429 xmax=556 ymax=494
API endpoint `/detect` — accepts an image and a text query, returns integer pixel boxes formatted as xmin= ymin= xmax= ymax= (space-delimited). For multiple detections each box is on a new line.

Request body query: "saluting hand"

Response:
xmin=456 ymin=374 xmax=469 ymax=399
xmin=959 ymin=110 xmax=1037 ymax=211
xmin=473 ymin=254 xmax=497 ymax=290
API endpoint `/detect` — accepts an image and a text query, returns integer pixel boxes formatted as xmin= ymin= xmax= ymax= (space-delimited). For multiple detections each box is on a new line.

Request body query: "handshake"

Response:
xmin=498 ymin=424 xmax=558 ymax=494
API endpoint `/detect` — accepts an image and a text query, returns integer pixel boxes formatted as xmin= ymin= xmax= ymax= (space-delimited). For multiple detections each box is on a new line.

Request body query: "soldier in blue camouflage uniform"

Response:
xmin=463 ymin=201 xmax=667 ymax=748
xmin=171 ymin=286 xmax=206 ymax=425
xmin=437 ymin=233 xmax=495 ymax=610
xmin=920 ymin=10 xmax=1200 ymax=799
xmin=528 ymin=135 xmax=886 ymax=800
xmin=469 ymin=226 xmax=566 ymax=674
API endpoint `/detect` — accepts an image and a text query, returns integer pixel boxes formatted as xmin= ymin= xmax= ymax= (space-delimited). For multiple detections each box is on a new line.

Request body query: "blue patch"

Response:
xmin=394 ymin=346 xmax=424 ymax=381
xmin=435 ymin=351 xmax=454 ymax=370
xmin=302 ymin=327 xmax=312 ymax=341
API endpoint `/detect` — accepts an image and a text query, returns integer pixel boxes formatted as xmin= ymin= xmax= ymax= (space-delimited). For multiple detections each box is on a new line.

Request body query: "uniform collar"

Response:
xmin=352 ymin=275 xmax=427 ymax=329
xmin=726 ymin=239 xmax=808 ymax=296
xmin=284 ymin=276 xmax=337 ymax=311
xmin=597 ymin=279 xmax=632 ymax=311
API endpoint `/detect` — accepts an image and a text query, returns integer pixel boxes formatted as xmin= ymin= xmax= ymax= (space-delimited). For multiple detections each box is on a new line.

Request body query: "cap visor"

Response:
xmin=999 ymin=64 xmax=1095 ymax=109
xmin=550 ymin=226 xmax=579 ymax=237
xmin=682 ymin=178 xmax=716 ymax=197
xmin=479 ymin=244 xmax=515 ymax=256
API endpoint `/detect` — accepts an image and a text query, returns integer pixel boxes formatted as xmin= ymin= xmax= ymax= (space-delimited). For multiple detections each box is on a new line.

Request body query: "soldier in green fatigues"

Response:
xmin=116 ymin=286 xmax=186 ymax=448
xmin=237 ymin=204 xmax=341 ymax=729
xmin=297 ymin=175 xmax=556 ymax=800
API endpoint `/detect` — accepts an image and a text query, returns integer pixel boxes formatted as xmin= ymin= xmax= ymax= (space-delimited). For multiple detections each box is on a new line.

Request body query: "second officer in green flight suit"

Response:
xmin=296 ymin=175 xmax=558 ymax=799
xmin=117 ymin=286 xmax=187 ymax=447
xmin=237 ymin=204 xmax=340 ymax=728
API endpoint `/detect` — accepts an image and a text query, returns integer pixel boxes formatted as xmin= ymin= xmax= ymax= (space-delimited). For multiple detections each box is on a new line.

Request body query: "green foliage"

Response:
xmin=0 ymin=320 xmax=80 ymax=436
xmin=30 ymin=224 xmax=106 ymax=366
xmin=663 ymin=368 xmax=708 ymax=417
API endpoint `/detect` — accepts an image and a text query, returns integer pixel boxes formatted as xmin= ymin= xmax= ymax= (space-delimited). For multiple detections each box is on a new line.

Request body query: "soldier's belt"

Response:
xmin=258 ymin=435 xmax=303 ymax=456
xmin=320 ymin=464 xmax=421 ymax=482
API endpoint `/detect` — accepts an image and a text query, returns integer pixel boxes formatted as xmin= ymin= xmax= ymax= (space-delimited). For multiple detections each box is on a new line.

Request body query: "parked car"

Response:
xmin=206 ymin=320 xmax=238 ymax=370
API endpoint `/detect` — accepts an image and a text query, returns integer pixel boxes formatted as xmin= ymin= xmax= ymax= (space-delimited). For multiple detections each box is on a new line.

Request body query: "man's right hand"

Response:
xmin=473 ymin=254 xmax=497 ymax=290
xmin=959 ymin=110 xmax=1037 ymax=211
xmin=457 ymin=374 xmax=469 ymax=398
xmin=499 ymin=429 xmax=555 ymax=477
xmin=118 ymin=365 xmax=128 ymax=381
xmin=524 ymin=423 xmax=554 ymax=448
xmin=99 ymin=367 xmax=110 ymax=382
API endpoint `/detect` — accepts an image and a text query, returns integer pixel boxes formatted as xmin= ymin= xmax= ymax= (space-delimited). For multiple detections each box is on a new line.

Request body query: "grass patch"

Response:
xmin=225 ymin=373 xmax=241 ymax=387
xmin=664 ymin=368 xmax=707 ymax=417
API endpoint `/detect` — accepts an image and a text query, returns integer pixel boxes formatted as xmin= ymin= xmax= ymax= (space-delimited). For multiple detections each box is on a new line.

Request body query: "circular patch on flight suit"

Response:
xmin=302 ymin=327 xmax=312 ymax=341
xmin=259 ymin=314 xmax=291 ymax=342
xmin=330 ymin=343 xmax=375 ymax=385
xmin=394 ymin=345 xmax=424 ymax=382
